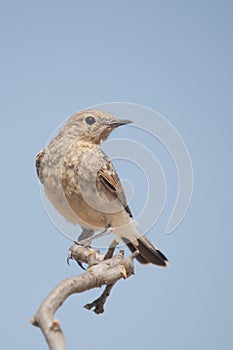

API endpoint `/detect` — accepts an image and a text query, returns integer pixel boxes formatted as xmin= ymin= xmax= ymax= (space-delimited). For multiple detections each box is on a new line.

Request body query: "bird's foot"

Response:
xmin=72 ymin=227 xmax=114 ymax=270
xmin=67 ymin=249 xmax=86 ymax=270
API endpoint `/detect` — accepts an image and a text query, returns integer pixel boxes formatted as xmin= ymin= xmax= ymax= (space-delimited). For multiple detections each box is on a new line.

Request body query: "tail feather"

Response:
xmin=122 ymin=238 xmax=149 ymax=264
xmin=122 ymin=235 xmax=169 ymax=267
xmin=137 ymin=235 xmax=169 ymax=267
xmin=114 ymin=222 xmax=169 ymax=267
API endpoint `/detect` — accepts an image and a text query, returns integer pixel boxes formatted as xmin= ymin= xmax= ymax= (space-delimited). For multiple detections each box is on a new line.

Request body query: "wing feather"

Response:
xmin=35 ymin=149 xmax=45 ymax=183
xmin=98 ymin=157 xmax=133 ymax=218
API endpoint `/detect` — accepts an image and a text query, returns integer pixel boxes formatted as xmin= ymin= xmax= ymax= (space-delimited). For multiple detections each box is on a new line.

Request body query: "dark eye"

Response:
xmin=85 ymin=116 xmax=96 ymax=125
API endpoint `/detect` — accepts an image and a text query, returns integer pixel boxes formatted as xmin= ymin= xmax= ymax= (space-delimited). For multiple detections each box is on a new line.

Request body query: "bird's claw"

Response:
xmin=77 ymin=260 xmax=86 ymax=270
xmin=67 ymin=248 xmax=86 ymax=270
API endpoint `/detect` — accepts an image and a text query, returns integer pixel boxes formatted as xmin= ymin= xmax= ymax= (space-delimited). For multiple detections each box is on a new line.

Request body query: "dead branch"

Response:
xmin=84 ymin=284 xmax=114 ymax=314
xmin=31 ymin=244 xmax=137 ymax=350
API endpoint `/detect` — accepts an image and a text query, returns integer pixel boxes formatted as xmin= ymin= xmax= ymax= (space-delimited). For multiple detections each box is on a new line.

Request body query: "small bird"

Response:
xmin=36 ymin=109 xmax=169 ymax=267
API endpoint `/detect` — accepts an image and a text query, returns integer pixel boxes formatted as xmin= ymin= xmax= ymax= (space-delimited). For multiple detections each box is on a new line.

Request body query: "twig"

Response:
xmin=83 ymin=240 xmax=119 ymax=314
xmin=84 ymin=284 xmax=114 ymax=314
xmin=104 ymin=239 xmax=119 ymax=260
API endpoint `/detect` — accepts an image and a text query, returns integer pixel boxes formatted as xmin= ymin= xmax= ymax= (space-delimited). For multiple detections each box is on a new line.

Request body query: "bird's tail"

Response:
xmin=116 ymin=222 xmax=169 ymax=267
xmin=122 ymin=235 xmax=169 ymax=266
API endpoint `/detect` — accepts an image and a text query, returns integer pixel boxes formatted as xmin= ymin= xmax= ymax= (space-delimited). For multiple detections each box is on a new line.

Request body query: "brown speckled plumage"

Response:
xmin=36 ymin=109 xmax=169 ymax=266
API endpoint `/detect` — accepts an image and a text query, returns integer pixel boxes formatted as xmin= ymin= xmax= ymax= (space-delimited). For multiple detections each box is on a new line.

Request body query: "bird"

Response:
xmin=36 ymin=109 xmax=169 ymax=267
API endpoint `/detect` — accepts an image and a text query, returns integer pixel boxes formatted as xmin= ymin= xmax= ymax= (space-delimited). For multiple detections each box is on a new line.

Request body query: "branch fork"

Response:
xmin=31 ymin=242 xmax=138 ymax=350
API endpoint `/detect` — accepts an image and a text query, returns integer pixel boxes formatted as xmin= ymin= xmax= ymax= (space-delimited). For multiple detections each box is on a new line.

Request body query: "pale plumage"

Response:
xmin=36 ymin=109 xmax=169 ymax=267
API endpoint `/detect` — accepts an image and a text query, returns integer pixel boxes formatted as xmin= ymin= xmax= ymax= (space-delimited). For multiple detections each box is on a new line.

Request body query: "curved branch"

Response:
xmin=31 ymin=245 xmax=136 ymax=350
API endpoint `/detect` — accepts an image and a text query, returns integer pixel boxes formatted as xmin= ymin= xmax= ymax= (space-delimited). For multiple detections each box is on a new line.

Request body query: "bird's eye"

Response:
xmin=85 ymin=116 xmax=96 ymax=125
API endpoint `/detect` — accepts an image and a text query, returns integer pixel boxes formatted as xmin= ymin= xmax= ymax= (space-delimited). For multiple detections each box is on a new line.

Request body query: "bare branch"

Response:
xmin=31 ymin=245 xmax=136 ymax=350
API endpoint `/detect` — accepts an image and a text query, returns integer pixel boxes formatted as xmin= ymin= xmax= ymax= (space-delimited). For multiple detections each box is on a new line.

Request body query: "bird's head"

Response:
xmin=64 ymin=109 xmax=132 ymax=144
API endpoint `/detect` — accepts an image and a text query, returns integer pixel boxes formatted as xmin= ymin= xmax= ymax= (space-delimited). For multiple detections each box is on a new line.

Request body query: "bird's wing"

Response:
xmin=35 ymin=149 xmax=45 ymax=184
xmin=97 ymin=155 xmax=133 ymax=218
xmin=98 ymin=155 xmax=169 ymax=267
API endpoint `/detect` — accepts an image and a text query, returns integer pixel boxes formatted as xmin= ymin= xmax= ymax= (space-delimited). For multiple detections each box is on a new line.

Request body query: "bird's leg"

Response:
xmin=78 ymin=227 xmax=95 ymax=243
xmin=77 ymin=226 xmax=113 ymax=246
xmin=91 ymin=227 xmax=113 ymax=242
xmin=74 ymin=226 xmax=113 ymax=269
xmin=71 ymin=228 xmax=95 ymax=269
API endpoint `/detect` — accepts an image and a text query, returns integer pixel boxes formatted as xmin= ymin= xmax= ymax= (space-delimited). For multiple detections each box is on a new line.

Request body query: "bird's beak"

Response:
xmin=106 ymin=119 xmax=132 ymax=128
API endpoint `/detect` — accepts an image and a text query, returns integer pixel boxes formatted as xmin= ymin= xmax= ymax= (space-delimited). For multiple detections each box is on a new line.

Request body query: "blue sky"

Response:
xmin=1 ymin=1 xmax=232 ymax=349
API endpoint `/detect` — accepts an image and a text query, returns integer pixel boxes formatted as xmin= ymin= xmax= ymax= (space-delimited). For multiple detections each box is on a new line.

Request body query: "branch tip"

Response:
xmin=30 ymin=316 xmax=38 ymax=327
xmin=131 ymin=250 xmax=140 ymax=259
xmin=50 ymin=319 xmax=62 ymax=332
xmin=120 ymin=264 xmax=128 ymax=279
xmin=88 ymin=248 xmax=95 ymax=256
xmin=104 ymin=239 xmax=119 ymax=260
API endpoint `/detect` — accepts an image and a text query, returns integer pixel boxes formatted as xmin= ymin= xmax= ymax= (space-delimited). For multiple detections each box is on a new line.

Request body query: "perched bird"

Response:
xmin=36 ymin=109 xmax=169 ymax=267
